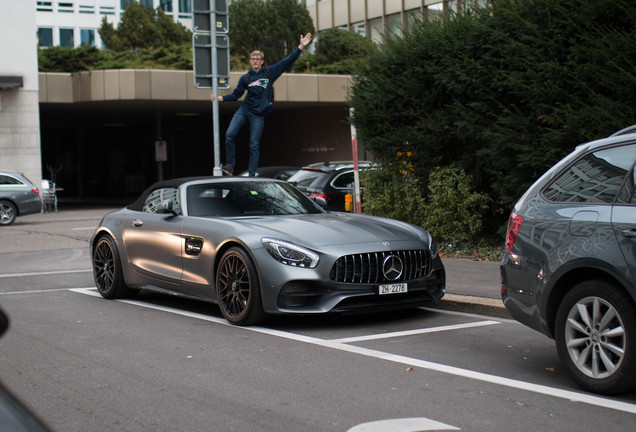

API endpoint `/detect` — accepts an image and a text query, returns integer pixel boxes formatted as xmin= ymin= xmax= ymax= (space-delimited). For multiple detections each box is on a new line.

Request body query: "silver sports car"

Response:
xmin=90 ymin=177 xmax=445 ymax=325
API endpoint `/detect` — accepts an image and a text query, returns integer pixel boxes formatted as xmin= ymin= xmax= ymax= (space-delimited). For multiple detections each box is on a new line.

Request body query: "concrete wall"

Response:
xmin=0 ymin=0 xmax=43 ymax=186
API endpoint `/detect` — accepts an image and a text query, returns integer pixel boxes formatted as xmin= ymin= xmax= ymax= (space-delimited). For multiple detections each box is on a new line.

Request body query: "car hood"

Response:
xmin=234 ymin=212 xmax=427 ymax=247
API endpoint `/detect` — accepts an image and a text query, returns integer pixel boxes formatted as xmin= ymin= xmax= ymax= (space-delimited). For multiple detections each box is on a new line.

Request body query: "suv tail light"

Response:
xmin=32 ymin=188 xmax=39 ymax=194
xmin=505 ymin=212 xmax=524 ymax=254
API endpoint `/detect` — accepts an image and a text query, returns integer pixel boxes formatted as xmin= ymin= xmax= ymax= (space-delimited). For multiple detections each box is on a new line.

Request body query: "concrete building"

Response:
xmin=305 ymin=0 xmax=464 ymax=42
xmin=35 ymin=0 xmax=193 ymax=48
xmin=0 ymin=0 xmax=43 ymax=187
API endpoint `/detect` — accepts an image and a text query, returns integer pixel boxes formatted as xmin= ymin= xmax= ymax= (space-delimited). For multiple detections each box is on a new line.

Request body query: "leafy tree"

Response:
xmin=38 ymin=43 xmax=192 ymax=72
xmin=229 ymin=0 xmax=314 ymax=65
xmin=301 ymin=28 xmax=379 ymax=74
xmin=349 ymin=0 xmax=636 ymax=234
xmin=38 ymin=45 xmax=103 ymax=72
xmin=99 ymin=1 xmax=191 ymax=51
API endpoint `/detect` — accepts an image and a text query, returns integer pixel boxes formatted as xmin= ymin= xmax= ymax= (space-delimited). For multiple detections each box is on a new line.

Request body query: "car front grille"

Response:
xmin=330 ymin=250 xmax=432 ymax=284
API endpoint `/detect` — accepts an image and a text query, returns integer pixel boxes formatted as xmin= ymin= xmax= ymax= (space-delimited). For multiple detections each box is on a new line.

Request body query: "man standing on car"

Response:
xmin=211 ymin=33 xmax=313 ymax=176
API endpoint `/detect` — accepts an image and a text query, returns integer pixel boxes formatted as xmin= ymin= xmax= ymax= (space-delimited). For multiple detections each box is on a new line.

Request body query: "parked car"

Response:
xmin=501 ymin=125 xmax=636 ymax=395
xmin=90 ymin=177 xmax=445 ymax=325
xmin=286 ymin=161 xmax=373 ymax=211
xmin=0 ymin=170 xmax=41 ymax=226
xmin=237 ymin=165 xmax=299 ymax=180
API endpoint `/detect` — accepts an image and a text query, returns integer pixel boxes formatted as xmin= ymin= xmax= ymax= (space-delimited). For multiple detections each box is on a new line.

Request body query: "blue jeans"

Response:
xmin=225 ymin=106 xmax=265 ymax=176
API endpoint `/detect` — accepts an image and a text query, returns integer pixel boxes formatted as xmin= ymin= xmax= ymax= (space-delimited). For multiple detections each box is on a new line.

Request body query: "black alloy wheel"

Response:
xmin=216 ymin=247 xmax=265 ymax=325
xmin=555 ymin=279 xmax=636 ymax=395
xmin=93 ymin=235 xmax=136 ymax=299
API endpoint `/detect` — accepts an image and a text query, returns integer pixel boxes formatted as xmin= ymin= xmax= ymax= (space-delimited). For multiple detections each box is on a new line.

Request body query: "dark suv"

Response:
xmin=501 ymin=126 xmax=636 ymax=395
xmin=286 ymin=161 xmax=372 ymax=211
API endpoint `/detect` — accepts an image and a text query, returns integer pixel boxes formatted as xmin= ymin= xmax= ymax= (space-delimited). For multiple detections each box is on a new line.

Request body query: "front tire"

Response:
xmin=555 ymin=280 xmax=636 ymax=395
xmin=93 ymin=235 xmax=137 ymax=299
xmin=0 ymin=200 xmax=17 ymax=226
xmin=216 ymin=247 xmax=266 ymax=326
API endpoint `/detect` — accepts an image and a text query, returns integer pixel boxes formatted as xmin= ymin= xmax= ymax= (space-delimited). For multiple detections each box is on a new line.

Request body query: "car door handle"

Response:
xmin=132 ymin=218 xmax=144 ymax=227
xmin=622 ymin=229 xmax=636 ymax=238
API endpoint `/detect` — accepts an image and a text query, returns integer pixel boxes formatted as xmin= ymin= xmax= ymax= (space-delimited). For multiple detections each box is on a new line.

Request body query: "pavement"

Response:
xmin=10 ymin=205 xmax=508 ymax=318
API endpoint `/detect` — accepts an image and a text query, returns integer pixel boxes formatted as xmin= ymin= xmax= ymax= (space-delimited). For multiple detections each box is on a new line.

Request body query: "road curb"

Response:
xmin=433 ymin=294 xmax=510 ymax=319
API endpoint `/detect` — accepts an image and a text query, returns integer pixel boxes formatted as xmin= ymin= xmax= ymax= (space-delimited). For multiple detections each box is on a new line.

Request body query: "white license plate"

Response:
xmin=379 ymin=283 xmax=408 ymax=295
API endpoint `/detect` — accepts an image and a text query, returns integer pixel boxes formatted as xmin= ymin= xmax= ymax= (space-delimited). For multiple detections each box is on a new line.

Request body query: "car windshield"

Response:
xmin=187 ymin=181 xmax=324 ymax=217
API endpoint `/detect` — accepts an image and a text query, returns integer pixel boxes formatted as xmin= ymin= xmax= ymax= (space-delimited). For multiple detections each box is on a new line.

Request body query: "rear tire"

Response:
xmin=555 ymin=280 xmax=636 ymax=395
xmin=216 ymin=247 xmax=266 ymax=326
xmin=93 ymin=235 xmax=137 ymax=299
xmin=0 ymin=200 xmax=17 ymax=226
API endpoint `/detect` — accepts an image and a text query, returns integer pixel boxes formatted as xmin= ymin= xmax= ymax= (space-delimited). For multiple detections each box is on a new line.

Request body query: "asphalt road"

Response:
xmin=2 ymin=207 xmax=634 ymax=431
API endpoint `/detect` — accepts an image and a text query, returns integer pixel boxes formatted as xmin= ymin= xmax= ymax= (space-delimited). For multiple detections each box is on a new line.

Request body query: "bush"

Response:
xmin=349 ymin=0 xmax=636 ymax=235
xmin=424 ymin=166 xmax=489 ymax=243
xmin=360 ymin=163 xmax=427 ymax=227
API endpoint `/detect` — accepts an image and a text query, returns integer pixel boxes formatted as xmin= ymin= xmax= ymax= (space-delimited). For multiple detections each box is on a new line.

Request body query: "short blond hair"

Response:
xmin=250 ymin=50 xmax=264 ymax=60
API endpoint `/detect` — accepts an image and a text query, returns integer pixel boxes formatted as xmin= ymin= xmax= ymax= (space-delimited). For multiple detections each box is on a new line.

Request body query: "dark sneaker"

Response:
xmin=222 ymin=165 xmax=234 ymax=176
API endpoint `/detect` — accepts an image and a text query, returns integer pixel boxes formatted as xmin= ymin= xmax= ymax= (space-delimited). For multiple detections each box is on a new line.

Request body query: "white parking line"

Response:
xmin=0 ymin=269 xmax=92 ymax=278
xmin=69 ymin=288 xmax=636 ymax=416
xmin=332 ymin=321 xmax=500 ymax=344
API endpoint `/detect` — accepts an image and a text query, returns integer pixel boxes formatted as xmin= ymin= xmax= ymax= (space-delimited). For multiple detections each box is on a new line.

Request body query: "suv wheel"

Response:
xmin=555 ymin=280 xmax=636 ymax=395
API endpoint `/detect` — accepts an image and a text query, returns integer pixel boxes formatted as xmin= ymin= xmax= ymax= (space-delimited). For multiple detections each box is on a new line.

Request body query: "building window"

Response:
xmin=159 ymin=0 xmax=172 ymax=13
xmin=386 ymin=13 xmax=402 ymax=38
xmin=368 ymin=17 xmax=383 ymax=44
xmin=178 ymin=0 xmax=191 ymax=17
xmin=120 ymin=0 xmax=134 ymax=8
xmin=353 ymin=23 xmax=365 ymax=37
xmin=37 ymin=1 xmax=53 ymax=11
xmin=100 ymin=6 xmax=115 ymax=15
xmin=80 ymin=29 xmax=95 ymax=46
xmin=37 ymin=28 xmax=54 ymax=47
xmin=79 ymin=4 xmax=95 ymax=14
xmin=58 ymin=2 xmax=74 ymax=12
xmin=426 ymin=2 xmax=444 ymax=21
xmin=139 ymin=0 xmax=154 ymax=7
xmin=60 ymin=28 xmax=75 ymax=47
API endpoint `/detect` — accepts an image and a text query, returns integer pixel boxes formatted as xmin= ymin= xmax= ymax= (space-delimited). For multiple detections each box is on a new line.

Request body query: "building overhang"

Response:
xmin=0 ymin=75 xmax=23 ymax=89
xmin=38 ymin=70 xmax=351 ymax=106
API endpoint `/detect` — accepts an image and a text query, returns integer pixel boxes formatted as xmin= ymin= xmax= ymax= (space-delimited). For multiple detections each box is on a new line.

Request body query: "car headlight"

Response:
xmin=428 ymin=236 xmax=439 ymax=259
xmin=261 ymin=238 xmax=319 ymax=268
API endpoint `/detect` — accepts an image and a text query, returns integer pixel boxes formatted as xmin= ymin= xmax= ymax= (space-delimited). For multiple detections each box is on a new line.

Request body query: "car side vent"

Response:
xmin=330 ymin=250 xmax=431 ymax=284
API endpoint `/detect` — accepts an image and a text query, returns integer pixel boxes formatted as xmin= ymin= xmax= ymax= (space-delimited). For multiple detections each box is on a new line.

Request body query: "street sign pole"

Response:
xmin=193 ymin=0 xmax=230 ymax=176
xmin=211 ymin=11 xmax=222 ymax=176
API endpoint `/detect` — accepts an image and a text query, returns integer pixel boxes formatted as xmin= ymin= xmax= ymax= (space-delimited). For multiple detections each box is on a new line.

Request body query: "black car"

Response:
xmin=501 ymin=125 xmax=636 ymax=395
xmin=286 ymin=161 xmax=372 ymax=211
xmin=238 ymin=165 xmax=299 ymax=180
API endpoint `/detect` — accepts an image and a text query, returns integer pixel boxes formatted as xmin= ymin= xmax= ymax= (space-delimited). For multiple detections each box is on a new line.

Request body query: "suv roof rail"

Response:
xmin=609 ymin=125 xmax=636 ymax=137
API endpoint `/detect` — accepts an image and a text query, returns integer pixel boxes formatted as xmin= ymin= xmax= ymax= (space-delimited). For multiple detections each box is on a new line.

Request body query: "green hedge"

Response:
xmin=349 ymin=0 xmax=636 ymax=235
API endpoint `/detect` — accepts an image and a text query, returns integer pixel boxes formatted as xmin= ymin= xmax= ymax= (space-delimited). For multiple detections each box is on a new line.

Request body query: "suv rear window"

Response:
xmin=543 ymin=144 xmax=636 ymax=203
xmin=287 ymin=169 xmax=329 ymax=188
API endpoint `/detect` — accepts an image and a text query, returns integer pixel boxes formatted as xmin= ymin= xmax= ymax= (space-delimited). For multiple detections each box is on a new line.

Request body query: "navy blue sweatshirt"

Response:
xmin=222 ymin=48 xmax=303 ymax=115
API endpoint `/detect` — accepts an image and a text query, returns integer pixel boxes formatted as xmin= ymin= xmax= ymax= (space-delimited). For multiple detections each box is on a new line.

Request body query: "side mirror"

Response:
xmin=156 ymin=199 xmax=178 ymax=216
xmin=313 ymin=196 xmax=328 ymax=207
